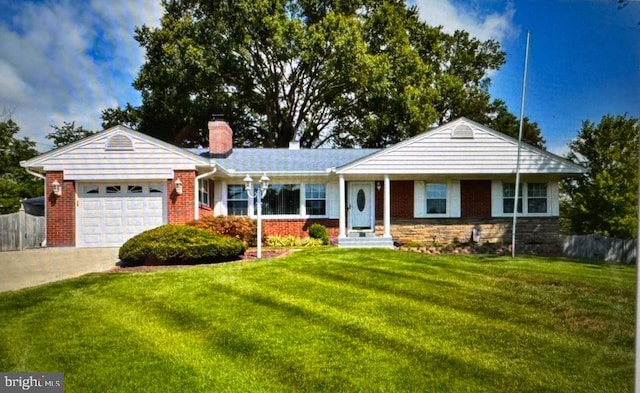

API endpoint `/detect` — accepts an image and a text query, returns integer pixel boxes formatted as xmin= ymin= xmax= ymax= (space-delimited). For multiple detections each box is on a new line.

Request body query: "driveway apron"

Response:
xmin=0 ymin=248 xmax=120 ymax=292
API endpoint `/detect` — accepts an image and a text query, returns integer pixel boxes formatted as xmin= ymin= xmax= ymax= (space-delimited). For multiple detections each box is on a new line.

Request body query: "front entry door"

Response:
xmin=349 ymin=182 xmax=374 ymax=231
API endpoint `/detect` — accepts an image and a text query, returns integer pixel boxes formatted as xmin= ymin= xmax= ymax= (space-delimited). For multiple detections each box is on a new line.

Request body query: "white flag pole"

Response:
xmin=512 ymin=30 xmax=531 ymax=258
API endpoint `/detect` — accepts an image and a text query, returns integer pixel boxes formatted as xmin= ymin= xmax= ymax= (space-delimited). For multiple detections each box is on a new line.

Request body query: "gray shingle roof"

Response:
xmin=188 ymin=148 xmax=379 ymax=174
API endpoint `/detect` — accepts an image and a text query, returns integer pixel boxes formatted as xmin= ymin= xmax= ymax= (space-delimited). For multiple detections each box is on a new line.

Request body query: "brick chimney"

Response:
xmin=208 ymin=119 xmax=233 ymax=157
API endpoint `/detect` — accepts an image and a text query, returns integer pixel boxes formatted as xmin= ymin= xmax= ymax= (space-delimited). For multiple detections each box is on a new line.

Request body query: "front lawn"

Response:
xmin=0 ymin=249 xmax=634 ymax=392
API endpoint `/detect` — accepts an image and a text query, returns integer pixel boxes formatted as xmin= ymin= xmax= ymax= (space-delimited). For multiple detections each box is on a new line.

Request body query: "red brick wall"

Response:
xmin=46 ymin=172 xmax=75 ymax=247
xmin=168 ymin=170 xmax=196 ymax=224
xmin=460 ymin=180 xmax=492 ymax=218
xmin=263 ymin=219 xmax=339 ymax=239
xmin=375 ymin=180 xmax=414 ymax=220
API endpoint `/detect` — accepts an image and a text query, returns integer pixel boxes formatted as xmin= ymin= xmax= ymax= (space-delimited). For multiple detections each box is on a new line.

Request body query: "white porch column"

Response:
xmin=339 ymin=175 xmax=346 ymax=238
xmin=384 ymin=174 xmax=391 ymax=238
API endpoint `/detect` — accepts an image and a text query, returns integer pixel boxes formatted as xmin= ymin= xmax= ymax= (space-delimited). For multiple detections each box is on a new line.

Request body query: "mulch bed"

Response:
xmin=108 ymin=249 xmax=292 ymax=273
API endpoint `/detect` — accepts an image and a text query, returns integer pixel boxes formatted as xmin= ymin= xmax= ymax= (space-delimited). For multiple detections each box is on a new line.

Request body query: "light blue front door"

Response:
xmin=349 ymin=182 xmax=373 ymax=231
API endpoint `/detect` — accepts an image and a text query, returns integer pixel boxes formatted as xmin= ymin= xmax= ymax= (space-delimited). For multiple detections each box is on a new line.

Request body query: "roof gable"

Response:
xmin=22 ymin=126 xmax=210 ymax=180
xmin=337 ymin=117 xmax=586 ymax=176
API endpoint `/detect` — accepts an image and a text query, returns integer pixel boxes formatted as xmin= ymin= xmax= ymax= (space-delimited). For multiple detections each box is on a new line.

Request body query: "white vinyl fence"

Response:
xmin=0 ymin=208 xmax=45 ymax=251
xmin=560 ymin=234 xmax=637 ymax=264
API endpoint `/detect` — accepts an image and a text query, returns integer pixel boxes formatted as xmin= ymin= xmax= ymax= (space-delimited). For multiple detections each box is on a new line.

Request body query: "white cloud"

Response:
xmin=414 ymin=0 xmax=518 ymax=43
xmin=0 ymin=0 xmax=163 ymax=151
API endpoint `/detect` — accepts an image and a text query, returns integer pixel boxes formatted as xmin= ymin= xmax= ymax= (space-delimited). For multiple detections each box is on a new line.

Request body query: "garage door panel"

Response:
xmin=77 ymin=183 xmax=166 ymax=247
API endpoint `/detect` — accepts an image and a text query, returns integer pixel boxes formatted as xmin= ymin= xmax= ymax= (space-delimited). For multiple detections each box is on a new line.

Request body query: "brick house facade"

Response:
xmin=22 ymin=117 xmax=586 ymax=249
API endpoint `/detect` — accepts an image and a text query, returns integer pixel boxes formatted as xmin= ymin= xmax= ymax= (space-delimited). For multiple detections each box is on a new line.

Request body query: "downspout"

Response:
xmin=194 ymin=166 xmax=217 ymax=220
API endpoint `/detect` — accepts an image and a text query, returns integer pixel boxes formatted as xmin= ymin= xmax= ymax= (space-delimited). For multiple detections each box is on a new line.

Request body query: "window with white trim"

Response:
xmin=227 ymin=185 xmax=248 ymax=216
xmin=263 ymin=184 xmax=300 ymax=215
xmin=305 ymin=184 xmax=326 ymax=216
xmin=199 ymin=179 xmax=210 ymax=207
xmin=426 ymin=183 xmax=447 ymax=214
xmin=502 ymin=183 xmax=522 ymax=214
xmin=503 ymin=183 xmax=548 ymax=214
xmin=527 ymin=183 xmax=548 ymax=213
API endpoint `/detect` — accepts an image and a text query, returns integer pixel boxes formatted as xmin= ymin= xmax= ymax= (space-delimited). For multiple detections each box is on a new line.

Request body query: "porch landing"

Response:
xmin=337 ymin=232 xmax=395 ymax=249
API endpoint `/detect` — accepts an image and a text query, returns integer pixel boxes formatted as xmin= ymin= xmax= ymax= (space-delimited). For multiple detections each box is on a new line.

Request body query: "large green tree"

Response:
xmin=562 ymin=114 xmax=639 ymax=238
xmin=103 ymin=0 xmax=511 ymax=148
xmin=0 ymin=119 xmax=43 ymax=214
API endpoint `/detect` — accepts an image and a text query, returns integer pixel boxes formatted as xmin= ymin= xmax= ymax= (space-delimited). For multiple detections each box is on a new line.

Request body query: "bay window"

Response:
xmin=262 ymin=184 xmax=300 ymax=215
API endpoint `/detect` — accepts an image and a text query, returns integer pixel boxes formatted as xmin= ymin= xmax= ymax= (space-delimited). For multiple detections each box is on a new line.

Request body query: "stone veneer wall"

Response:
xmin=376 ymin=217 xmax=561 ymax=251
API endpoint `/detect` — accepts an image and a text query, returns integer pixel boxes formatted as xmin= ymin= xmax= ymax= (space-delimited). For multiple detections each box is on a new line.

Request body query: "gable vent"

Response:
xmin=105 ymin=134 xmax=134 ymax=151
xmin=451 ymin=124 xmax=474 ymax=139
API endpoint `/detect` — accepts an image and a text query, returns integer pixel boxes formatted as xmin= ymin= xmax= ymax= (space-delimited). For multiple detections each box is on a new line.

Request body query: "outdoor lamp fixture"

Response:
xmin=244 ymin=173 xmax=270 ymax=259
xmin=174 ymin=178 xmax=183 ymax=195
xmin=376 ymin=181 xmax=382 ymax=191
xmin=52 ymin=180 xmax=62 ymax=196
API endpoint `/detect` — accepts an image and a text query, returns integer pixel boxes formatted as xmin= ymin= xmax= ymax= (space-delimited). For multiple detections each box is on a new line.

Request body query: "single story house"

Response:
xmin=21 ymin=117 xmax=586 ymax=250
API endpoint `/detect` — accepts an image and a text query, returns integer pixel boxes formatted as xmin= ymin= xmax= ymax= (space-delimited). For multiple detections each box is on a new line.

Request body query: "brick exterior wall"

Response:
xmin=377 ymin=217 xmax=561 ymax=251
xmin=45 ymin=172 xmax=76 ymax=247
xmin=375 ymin=180 xmax=414 ymax=219
xmin=263 ymin=219 xmax=339 ymax=238
xmin=460 ymin=180 xmax=492 ymax=218
xmin=168 ymin=170 xmax=196 ymax=224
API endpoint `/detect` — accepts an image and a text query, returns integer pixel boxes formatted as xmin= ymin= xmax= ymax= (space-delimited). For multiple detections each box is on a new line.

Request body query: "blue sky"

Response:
xmin=0 ymin=0 xmax=638 ymax=155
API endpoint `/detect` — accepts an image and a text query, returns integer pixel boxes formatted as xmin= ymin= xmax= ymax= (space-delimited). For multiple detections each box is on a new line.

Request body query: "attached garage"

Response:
xmin=76 ymin=183 xmax=166 ymax=247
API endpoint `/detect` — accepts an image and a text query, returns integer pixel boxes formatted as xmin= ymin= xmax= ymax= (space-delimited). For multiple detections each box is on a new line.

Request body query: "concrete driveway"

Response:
xmin=0 ymin=248 xmax=120 ymax=292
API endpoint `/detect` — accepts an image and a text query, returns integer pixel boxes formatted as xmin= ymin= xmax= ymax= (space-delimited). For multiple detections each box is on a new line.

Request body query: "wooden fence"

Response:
xmin=560 ymin=234 xmax=637 ymax=264
xmin=0 ymin=208 xmax=45 ymax=251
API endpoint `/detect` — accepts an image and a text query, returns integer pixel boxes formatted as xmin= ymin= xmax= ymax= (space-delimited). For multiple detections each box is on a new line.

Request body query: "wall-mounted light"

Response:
xmin=52 ymin=180 xmax=62 ymax=196
xmin=175 ymin=178 xmax=183 ymax=195
xmin=376 ymin=181 xmax=382 ymax=191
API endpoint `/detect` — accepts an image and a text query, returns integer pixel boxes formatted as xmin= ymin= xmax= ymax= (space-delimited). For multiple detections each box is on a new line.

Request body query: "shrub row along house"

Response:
xmin=21 ymin=118 xmax=586 ymax=251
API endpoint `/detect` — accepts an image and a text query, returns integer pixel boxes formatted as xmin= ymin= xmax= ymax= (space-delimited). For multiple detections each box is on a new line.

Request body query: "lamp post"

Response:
xmin=244 ymin=173 xmax=270 ymax=259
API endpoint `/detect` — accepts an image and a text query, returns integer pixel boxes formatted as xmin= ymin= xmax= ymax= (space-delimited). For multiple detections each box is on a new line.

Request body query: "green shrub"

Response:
xmin=266 ymin=235 xmax=323 ymax=248
xmin=119 ymin=224 xmax=247 ymax=266
xmin=187 ymin=216 xmax=257 ymax=246
xmin=308 ymin=223 xmax=329 ymax=245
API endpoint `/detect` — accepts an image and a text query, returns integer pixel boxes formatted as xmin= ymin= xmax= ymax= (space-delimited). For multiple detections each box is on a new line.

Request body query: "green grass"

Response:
xmin=0 ymin=249 xmax=634 ymax=392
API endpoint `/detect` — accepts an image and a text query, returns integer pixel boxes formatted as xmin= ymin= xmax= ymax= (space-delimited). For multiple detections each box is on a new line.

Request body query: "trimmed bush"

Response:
xmin=187 ymin=216 xmax=257 ymax=246
xmin=308 ymin=223 xmax=329 ymax=245
xmin=119 ymin=224 xmax=247 ymax=266
xmin=266 ymin=235 xmax=323 ymax=248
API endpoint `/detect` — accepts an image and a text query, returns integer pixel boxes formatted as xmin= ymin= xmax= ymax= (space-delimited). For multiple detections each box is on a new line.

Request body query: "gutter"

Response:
xmin=194 ymin=165 xmax=217 ymax=220
xmin=22 ymin=165 xmax=46 ymax=180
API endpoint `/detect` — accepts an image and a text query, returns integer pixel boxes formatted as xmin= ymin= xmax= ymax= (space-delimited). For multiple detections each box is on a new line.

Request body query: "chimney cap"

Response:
xmin=289 ymin=140 xmax=300 ymax=150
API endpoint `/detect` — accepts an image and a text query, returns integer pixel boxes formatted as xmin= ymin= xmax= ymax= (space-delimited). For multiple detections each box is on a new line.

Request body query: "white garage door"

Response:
xmin=76 ymin=183 xmax=166 ymax=247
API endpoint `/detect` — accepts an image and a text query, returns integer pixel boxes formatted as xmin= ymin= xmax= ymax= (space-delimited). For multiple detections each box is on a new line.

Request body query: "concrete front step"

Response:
xmin=337 ymin=237 xmax=395 ymax=249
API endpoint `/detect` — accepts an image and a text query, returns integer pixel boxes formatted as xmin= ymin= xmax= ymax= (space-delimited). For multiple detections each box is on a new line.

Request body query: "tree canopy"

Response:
xmin=101 ymin=0 xmax=542 ymax=149
xmin=0 ymin=119 xmax=43 ymax=214
xmin=46 ymin=121 xmax=97 ymax=149
xmin=562 ymin=114 xmax=639 ymax=238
